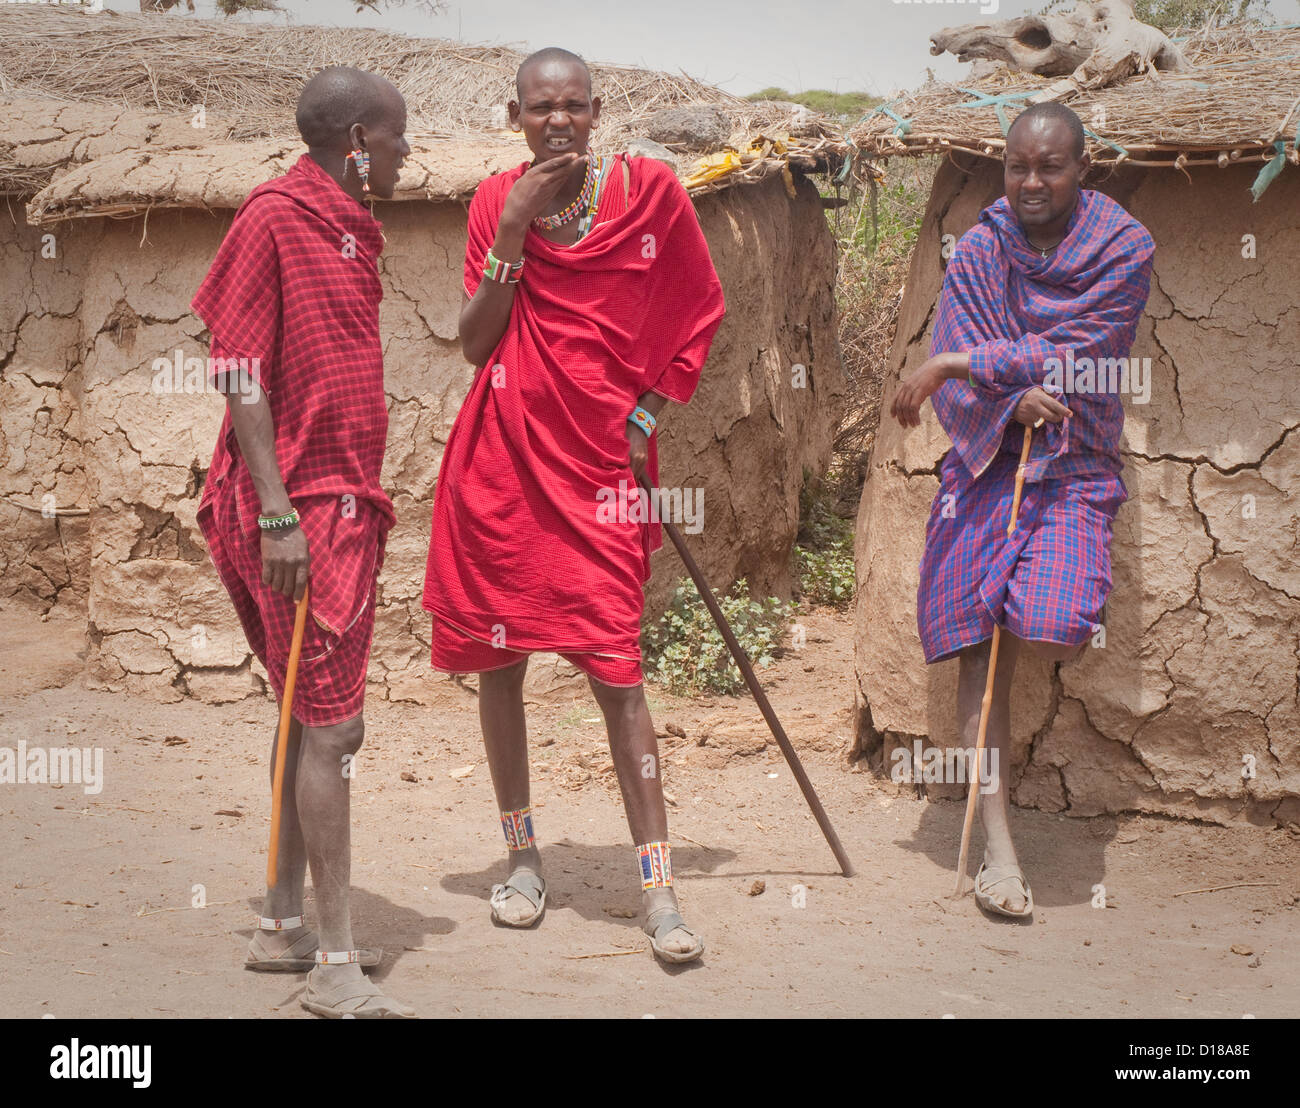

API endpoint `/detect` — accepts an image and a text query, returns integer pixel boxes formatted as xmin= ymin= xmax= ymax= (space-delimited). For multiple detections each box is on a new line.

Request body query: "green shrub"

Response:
xmin=643 ymin=577 xmax=792 ymax=696
xmin=794 ymin=478 xmax=856 ymax=609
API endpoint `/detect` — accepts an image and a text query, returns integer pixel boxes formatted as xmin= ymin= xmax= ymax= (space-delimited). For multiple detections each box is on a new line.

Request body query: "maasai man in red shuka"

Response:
xmin=892 ymin=103 xmax=1154 ymax=918
xmin=193 ymin=67 xmax=415 ymax=1017
xmin=422 ymin=47 xmax=724 ymax=963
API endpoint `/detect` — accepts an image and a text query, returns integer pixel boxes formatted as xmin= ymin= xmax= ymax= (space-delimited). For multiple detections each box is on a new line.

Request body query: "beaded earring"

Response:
xmin=347 ymin=147 xmax=371 ymax=193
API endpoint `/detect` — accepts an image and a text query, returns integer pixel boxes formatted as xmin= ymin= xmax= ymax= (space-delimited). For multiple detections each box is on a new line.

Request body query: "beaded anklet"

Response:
xmin=637 ymin=841 xmax=673 ymax=890
xmin=501 ymin=806 xmax=536 ymax=852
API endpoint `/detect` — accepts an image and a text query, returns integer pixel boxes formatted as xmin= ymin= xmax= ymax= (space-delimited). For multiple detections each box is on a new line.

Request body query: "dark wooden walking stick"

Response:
xmin=267 ymin=583 xmax=310 ymax=889
xmin=952 ymin=424 xmax=1034 ymax=897
xmin=637 ymin=476 xmax=854 ymax=878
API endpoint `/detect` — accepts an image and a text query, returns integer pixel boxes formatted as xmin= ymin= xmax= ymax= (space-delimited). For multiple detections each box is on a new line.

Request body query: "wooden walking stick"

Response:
xmin=267 ymin=583 xmax=310 ymax=889
xmin=952 ymin=424 xmax=1034 ymax=897
xmin=636 ymin=476 xmax=855 ymax=878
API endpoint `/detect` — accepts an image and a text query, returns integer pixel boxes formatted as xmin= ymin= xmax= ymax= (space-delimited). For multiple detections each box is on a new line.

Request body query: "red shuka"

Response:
xmin=422 ymin=154 xmax=725 ymax=659
xmin=193 ymin=153 xmax=393 ymax=637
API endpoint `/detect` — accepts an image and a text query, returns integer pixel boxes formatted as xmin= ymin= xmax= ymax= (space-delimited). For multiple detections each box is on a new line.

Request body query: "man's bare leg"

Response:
xmin=296 ymin=713 xmax=411 ymax=1014
xmin=957 ymin=634 xmax=1024 ymax=912
xmin=478 ymin=659 xmax=542 ymax=923
xmin=252 ymin=718 xmax=312 ymax=956
xmin=588 ymin=676 xmax=698 ymax=956
xmin=957 ymin=633 xmax=1084 ymax=913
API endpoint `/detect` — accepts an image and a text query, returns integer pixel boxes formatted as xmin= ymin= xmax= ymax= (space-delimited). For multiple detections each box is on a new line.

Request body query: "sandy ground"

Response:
xmin=1 ymin=605 xmax=1297 ymax=1019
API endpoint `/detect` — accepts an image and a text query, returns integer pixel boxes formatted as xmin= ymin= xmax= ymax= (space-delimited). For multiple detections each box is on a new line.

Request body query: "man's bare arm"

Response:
xmin=459 ymin=155 xmax=584 ymax=367
xmin=217 ymin=374 xmax=310 ymax=602
xmin=890 ymin=351 xmax=1072 ymax=429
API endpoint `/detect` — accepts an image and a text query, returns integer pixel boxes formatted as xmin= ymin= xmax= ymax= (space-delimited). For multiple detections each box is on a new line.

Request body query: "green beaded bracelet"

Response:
xmin=257 ymin=509 xmax=300 ymax=531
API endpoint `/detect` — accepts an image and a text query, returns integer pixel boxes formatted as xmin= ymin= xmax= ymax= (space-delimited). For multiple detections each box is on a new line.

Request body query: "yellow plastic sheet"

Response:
xmin=682 ymin=133 xmax=793 ymax=191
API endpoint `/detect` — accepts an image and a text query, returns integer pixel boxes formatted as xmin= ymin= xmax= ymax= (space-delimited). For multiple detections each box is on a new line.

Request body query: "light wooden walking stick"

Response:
xmin=267 ymin=583 xmax=310 ymax=889
xmin=636 ymin=475 xmax=855 ymax=878
xmin=953 ymin=424 xmax=1034 ymax=898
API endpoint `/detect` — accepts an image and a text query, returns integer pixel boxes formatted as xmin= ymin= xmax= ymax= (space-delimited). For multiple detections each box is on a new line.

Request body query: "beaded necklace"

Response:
xmin=533 ymin=154 xmax=599 ymax=231
xmin=575 ymin=156 xmax=611 ymax=240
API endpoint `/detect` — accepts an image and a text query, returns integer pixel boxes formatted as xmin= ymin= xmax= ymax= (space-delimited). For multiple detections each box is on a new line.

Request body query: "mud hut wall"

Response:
xmin=853 ymin=156 xmax=1300 ymax=826
xmin=2 ymin=171 xmax=843 ymax=707
xmin=1 ymin=206 xmax=91 ymax=619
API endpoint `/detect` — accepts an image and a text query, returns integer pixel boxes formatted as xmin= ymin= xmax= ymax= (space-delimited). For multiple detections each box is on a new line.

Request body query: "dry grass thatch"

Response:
xmin=851 ymin=22 xmax=1300 ymax=173
xmin=0 ymin=6 xmax=846 ymax=204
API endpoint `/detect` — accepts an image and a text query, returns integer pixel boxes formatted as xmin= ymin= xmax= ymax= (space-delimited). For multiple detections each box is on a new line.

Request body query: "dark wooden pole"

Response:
xmin=638 ymin=476 xmax=855 ymax=878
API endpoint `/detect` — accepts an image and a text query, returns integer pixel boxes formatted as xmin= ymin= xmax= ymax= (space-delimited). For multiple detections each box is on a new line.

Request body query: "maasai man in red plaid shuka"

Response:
xmin=423 ymin=48 xmax=724 ymax=963
xmin=892 ymin=103 xmax=1155 ymax=918
xmin=193 ymin=67 xmax=414 ymax=1017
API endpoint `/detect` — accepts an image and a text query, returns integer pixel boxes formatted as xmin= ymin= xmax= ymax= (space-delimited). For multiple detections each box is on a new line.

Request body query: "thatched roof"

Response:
xmin=0 ymin=7 xmax=847 ymax=223
xmin=851 ymin=22 xmax=1300 ymax=179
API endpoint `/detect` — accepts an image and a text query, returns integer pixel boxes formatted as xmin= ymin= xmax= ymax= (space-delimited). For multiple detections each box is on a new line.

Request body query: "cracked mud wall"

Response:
xmin=0 ymin=206 xmax=90 ymax=619
xmin=3 ymin=170 xmax=843 ymax=708
xmin=853 ymin=156 xmax=1299 ymax=826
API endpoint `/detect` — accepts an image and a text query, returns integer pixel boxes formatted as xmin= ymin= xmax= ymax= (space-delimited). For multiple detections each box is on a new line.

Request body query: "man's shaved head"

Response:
xmin=1006 ymin=102 xmax=1086 ymax=160
xmin=296 ymin=66 xmax=403 ymax=148
xmin=515 ymin=47 xmax=591 ymax=101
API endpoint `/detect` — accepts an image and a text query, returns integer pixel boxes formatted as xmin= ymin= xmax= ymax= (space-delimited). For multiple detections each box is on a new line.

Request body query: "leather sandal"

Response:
xmin=974 ymin=861 xmax=1034 ymax=918
xmin=301 ymin=958 xmax=415 ymax=1019
xmin=489 ymin=869 xmax=546 ymax=928
xmin=643 ymin=905 xmax=704 ymax=964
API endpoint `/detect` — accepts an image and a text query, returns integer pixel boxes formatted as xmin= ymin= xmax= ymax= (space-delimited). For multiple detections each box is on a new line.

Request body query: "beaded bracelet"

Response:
xmin=257 ymin=508 xmax=300 ymax=531
xmin=627 ymin=406 xmax=657 ymax=437
xmin=484 ymin=247 xmax=524 ymax=285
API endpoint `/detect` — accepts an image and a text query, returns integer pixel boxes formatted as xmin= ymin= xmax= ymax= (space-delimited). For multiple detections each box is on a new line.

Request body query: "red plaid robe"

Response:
xmin=194 ymin=153 xmax=392 ymax=641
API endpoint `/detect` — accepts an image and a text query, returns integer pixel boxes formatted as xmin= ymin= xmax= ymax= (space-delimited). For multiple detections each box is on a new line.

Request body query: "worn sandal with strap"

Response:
xmin=301 ymin=955 xmax=416 ymax=1019
xmin=974 ymin=862 xmax=1035 ymax=919
xmin=489 ymin=869 xmax=546 ymax=928
xmin=245 ymin=916 xmax=381 ymax=972
xmin=643 ymin=905 xmax=704 ymax=964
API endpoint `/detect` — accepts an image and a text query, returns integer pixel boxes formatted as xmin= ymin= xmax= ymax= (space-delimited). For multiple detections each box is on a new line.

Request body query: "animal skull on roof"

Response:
xmin=930 ymin=0 xmax=1188 ymax=91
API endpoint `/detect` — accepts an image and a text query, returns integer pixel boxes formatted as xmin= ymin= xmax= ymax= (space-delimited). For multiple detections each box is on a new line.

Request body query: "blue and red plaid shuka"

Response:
xmin=917 ymin=190 xmax=1155 ymax=663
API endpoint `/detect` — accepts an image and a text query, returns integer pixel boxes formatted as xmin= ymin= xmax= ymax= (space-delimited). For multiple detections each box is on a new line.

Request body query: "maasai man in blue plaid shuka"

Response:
xmin=891 ymin=103 xmax=1155 ymax=918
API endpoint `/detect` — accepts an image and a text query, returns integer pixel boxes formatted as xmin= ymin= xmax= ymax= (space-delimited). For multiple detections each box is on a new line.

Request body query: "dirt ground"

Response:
xmin=1 ymin=604 xmax=1296 ymax=1019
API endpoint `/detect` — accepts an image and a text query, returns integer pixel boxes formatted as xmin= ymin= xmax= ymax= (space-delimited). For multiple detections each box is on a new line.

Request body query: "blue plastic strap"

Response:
xmin=856 ymin=99 xmax=912 ymax=138
xmin=1251 ymin=140 xmax=1288 ymax=202
xmin=953 ymin=88 xmax=1039 ymax=109
xmin=835 ymin=144 xmax=856 ymax=185
xmin=1082 ymin=126 xmax=1129 ymax=158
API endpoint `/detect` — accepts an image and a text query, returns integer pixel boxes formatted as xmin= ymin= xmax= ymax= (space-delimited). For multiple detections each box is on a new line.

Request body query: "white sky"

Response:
xmin=103 ymin=0 xmax=1300 ymax=100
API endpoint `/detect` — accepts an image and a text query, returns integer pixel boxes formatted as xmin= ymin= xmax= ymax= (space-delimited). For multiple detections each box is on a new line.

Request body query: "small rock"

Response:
xmin=748 ymin=879 xmax=766 ymax=897
xmin=639 ymin=105 xmax=733 ymax=150
xmin=1247 ymin=955 xmax=1262 ymax=968
xmin=1083 ymin=939 xmax=1091 ymax=946
xmin=400 ymin=771 xmax=417 ymax=783
xmin=604 ymin=905 xmax=637 ymax=919
xmin=214 ymin=809 xmax=243 ymax=817
xmin=663 ymin=792 xmax=678 ymax=807
xmin=1230 ymin=943 xmax=1253 ymax=956
xmin=448 ymin=765 xmax=475 ymax=779
xmin=665 ymin=722 xmax=686 ymax=739
xmin=625 ymin=138 xmax=677 ymax=166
